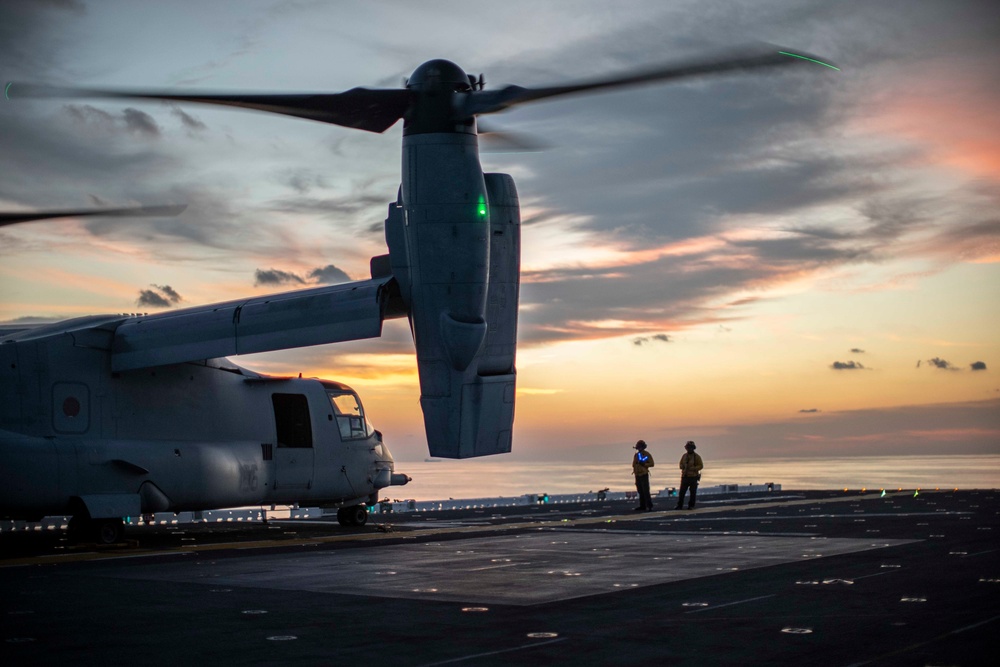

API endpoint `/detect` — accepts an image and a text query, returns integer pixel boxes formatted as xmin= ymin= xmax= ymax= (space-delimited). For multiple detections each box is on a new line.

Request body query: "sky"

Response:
xmin=1 ymin=0 xmax=998 ymax=463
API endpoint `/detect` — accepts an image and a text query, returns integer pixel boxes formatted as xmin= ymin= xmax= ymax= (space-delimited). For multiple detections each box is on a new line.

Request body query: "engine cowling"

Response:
xmin=386 ymin=156 xmax=520 ymax=458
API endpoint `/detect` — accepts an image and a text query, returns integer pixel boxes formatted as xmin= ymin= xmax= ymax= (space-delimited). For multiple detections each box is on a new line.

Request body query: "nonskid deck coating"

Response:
xmin=106 ymin=530 xmax=918 ymax=605
xmin=3 ymin=489 xmax=998 ymax=666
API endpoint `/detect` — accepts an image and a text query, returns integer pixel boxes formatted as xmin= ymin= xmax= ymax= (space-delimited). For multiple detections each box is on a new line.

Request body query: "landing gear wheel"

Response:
xmin=93 ymin=518 xmax=125 ymax=545
xmin=350 ymin=505 xmax=368 ymax=527
xmin=67 ymin=515 xmax=124 ymax=544
xmin=336 ymin=505 xmax=369 ymax=527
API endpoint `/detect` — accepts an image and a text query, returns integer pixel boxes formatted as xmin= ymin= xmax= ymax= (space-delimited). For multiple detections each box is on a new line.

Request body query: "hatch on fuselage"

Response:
xmin=271 ymin=392 xmax=314 ymax=491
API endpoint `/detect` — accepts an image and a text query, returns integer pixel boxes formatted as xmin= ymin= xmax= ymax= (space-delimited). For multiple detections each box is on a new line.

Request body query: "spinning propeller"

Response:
xmin=0 ymin=204 xmax=186 ymax=228
xmin=5 ymin=46 xmax=837 ymax=137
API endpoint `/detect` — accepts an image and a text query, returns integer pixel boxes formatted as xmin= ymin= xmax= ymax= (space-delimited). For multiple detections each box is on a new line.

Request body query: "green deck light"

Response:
xmin=778 ymin=51 xmax=840 ymax=71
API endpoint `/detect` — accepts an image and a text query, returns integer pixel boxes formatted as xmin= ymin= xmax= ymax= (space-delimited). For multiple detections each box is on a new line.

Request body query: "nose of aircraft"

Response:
xmin=372 ymin=435 xmax=411 ymax=489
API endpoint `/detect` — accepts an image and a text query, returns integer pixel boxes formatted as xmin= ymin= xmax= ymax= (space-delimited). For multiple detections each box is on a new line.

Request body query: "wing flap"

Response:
xmin=112 ymin=279 xmax=390 ymax=371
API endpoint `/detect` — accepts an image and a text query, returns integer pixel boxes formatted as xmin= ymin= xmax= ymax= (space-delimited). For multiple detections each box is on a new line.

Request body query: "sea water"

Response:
xmin=388 ymin=454 xmax=1000 ymax=501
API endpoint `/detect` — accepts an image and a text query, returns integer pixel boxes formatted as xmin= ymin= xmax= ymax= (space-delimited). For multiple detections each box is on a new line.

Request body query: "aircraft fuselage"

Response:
xmin=0 ymin=317 xmax=402 ymax=526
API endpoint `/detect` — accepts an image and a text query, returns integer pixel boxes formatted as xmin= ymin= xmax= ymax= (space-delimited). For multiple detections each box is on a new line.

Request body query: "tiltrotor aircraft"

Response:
xmin=1 ymin=48 xmax=835 ymax=543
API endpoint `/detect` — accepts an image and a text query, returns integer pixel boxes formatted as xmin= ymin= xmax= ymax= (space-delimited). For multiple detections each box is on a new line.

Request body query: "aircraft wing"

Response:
xmin=112 ymin=277 xmax=400 ymax=372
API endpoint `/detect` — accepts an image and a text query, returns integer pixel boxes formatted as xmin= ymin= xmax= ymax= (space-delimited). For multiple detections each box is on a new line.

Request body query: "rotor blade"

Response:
xmin=0 ymin=204 xmax=186 ymax=228
xmin=464 ymin=47 xmax=838 ymax=116
xmin=5 ymin=82 xmax=413 ymax=133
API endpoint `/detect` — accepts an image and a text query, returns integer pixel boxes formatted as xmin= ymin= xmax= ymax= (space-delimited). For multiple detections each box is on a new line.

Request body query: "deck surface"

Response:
xmin=2 ymin=489 xmax=998 ymax=666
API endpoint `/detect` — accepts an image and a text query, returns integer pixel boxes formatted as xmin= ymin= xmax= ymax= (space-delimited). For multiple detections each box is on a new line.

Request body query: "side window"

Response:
xmin=328 ymin=391 xmax=371 ymax=440
xmin=272 ymin=393 xmax=313 ymax=448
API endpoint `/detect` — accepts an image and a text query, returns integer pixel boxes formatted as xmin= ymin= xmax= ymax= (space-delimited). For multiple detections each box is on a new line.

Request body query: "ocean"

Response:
xmin=389 ymin=454 xmax=1000 ymax=501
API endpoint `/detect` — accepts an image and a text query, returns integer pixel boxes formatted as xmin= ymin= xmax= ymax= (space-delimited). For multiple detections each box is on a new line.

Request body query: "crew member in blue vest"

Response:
xmin=632 ymin=440 xmax=655 ymax=511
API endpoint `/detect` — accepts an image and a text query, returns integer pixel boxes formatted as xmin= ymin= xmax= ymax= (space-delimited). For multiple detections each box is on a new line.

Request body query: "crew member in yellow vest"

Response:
xmin=675 ymin=441 xmax=704 ymax=510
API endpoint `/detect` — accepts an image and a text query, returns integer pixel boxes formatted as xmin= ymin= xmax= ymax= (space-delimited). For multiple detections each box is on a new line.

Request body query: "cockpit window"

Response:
xmin=328 ymin=391 xmax=372 ymax=440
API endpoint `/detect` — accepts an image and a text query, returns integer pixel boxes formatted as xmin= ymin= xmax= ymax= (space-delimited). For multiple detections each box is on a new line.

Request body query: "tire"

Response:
xmin=349 ymin=505 xmax=368 ymax=527
xmin=336 ymin=505 xmax=369 ymax=527
xmin=94 ymin=518 xmax=124 ymax=545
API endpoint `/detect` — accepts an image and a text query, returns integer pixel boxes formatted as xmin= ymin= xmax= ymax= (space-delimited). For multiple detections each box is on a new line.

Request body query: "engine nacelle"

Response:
xmin=387 ymin=151 xmax=520 ymax=458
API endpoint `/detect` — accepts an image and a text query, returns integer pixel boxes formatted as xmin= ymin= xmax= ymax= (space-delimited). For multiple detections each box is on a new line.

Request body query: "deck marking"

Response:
xmin=685 ymin=594 xmax=776 ymax=613
xmin=468 ymin=562 xmax=523 ymax=571
xmin=417 ymin=637 xmax=567 ymax=666
xmin=964 ymin=548 xmax=998 ymax=558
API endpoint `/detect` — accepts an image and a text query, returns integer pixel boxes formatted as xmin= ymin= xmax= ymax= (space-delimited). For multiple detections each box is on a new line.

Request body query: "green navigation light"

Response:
xmin=778 ymin=51 xmax=840 ymax=71
xmin=477 ymin=194 xmax=487 ymax=217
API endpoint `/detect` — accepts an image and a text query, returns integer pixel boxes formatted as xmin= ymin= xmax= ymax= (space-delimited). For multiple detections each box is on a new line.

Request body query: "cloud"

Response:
xmin=487 ymin=2 xmax=1000 ymax=349
xmin=64 ymin=105 xmax=161 ymax=139
xmin=0 ymin=315 xmax=62 ymax=324
xmin=831 ymin=361 xmax=865 ymax=370
xmin=255 ymin=264 xmax=354 ymax=287
xmin=136 ymin=284 xmax=183 ymax=308
xmin=308 ymin=264 xmax=352 ymax=284
xmin=122 ymin=108 xmax=160 ymax=138
xmin=267 ymin=192 xmax=389 ymax=221
xmin=971 ymin=361 xmax=987 ymax=371
xmin=926 ymin=357 xmax=958 ymax=371
xmin=171 ymin=107 xmax=207 ymax=133
xmin=255 ymin=269 xmax=306 ymax=286
xmin=799 ymin=409 xmax=820 ymax=413
xmin=850 ymin=348 xmax=865 ymax=354
xmin=4 ymin=0 xmax=1000 ymax=364
xmin=517 ymin=228 xmax=879 ymax=344
xmin=633 ymin=333 xmax=671 ymax=346
xmin=155 ymin=284 xmax=182 ymax=303
xmin=283 ymin=169 xmax=330 ymax=195
xmin=70 ymin=186 xmax=293 ymax=258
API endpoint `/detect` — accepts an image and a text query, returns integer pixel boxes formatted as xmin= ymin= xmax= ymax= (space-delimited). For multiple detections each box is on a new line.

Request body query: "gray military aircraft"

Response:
xmin=1 ymin=48 xmax=836 ymax=543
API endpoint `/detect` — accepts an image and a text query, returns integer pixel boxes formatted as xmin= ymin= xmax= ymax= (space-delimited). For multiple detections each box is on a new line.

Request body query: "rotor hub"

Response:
xmin=407 ymin=59 xmax=473 ymax=92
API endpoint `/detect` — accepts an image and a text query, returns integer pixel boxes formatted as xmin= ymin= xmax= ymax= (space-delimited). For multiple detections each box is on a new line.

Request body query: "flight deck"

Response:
xmin=2 ymin=489 xmax=998 ymax=666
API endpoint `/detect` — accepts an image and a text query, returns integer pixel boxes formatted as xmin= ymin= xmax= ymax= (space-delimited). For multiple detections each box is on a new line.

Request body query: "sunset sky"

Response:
xmin=1 ymin=0 xmax=997 ymax=462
